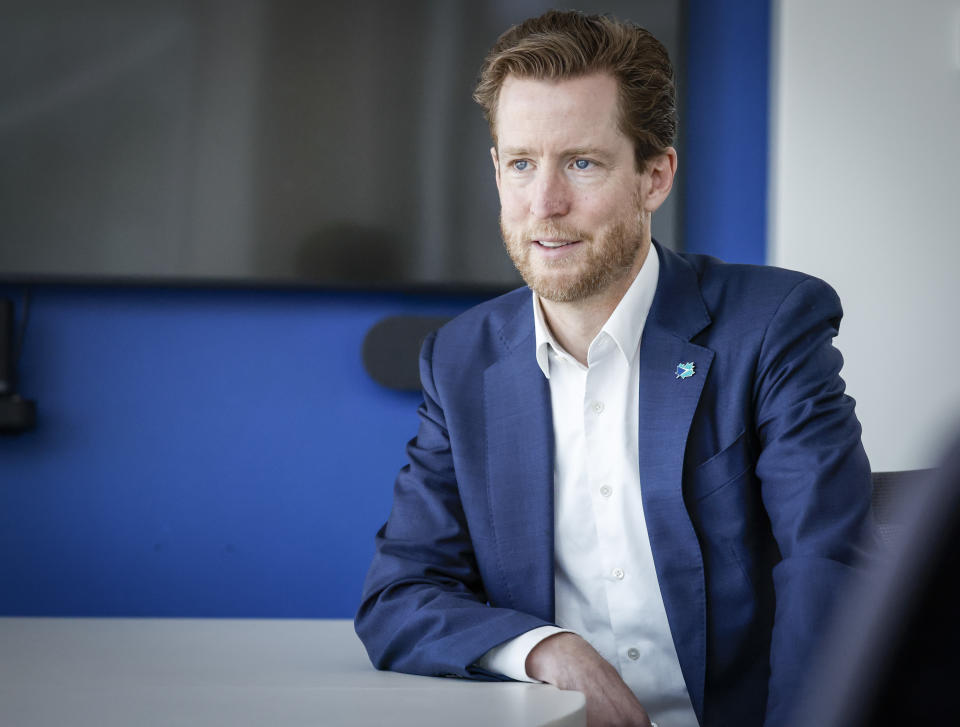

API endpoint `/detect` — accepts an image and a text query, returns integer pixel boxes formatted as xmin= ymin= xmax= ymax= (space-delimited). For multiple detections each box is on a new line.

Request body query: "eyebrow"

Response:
xmin=497 ymin=146 xmax=532 ymax=157
xmin=498 ymin=146 xmax=614 ymax=161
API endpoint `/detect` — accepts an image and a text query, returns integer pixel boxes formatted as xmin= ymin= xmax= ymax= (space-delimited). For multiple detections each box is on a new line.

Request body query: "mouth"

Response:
xmin=533 ymin=239 xmax=581 ymax=249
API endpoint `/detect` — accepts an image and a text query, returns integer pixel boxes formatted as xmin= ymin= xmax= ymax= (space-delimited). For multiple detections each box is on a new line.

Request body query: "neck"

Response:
xmin=540 ymin=241 xmax=651 ymax=366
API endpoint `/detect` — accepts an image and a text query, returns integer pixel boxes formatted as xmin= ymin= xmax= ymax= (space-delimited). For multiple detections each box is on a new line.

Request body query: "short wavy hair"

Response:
xmin=474 ymin=9 xmax=677 ymax=170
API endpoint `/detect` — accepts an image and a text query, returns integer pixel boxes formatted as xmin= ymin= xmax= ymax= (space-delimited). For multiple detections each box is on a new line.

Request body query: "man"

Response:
xmin=356 ymin=10 xmax=872 ymax=727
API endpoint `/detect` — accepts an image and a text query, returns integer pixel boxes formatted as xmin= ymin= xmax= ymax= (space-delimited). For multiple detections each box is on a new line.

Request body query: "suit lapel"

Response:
xmin=482 ymin=303 xmax=556 ymax=623
xmin=636 ymin=242 xmax=713 ymax=721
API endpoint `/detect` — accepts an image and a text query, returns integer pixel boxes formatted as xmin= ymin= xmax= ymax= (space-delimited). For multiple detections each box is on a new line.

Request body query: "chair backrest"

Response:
xmin=870 ymin=469 xmax=935 ymax=545
xmin=801 ymin=453 xmax=957 ymax=726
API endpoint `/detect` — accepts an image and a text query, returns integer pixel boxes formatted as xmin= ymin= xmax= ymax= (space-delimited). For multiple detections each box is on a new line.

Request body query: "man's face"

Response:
xmin=492 ymin=73 xmax=648 ymax=303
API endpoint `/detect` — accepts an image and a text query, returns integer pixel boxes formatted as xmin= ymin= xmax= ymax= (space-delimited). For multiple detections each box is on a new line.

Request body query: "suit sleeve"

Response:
xmin=354 ymin=331 xmax=554 ymax=679
xmin=752 ymin=277 xmax=875 ymax=724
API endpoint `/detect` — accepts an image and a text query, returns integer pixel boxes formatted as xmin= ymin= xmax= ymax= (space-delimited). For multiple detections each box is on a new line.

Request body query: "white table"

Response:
xmin=0 ymin=617 xmax=585 ymax=726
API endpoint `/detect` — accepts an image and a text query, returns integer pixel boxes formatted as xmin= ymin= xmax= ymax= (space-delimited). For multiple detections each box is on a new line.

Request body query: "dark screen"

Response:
xmin=0 ymin=0 xmax=683 ymax=289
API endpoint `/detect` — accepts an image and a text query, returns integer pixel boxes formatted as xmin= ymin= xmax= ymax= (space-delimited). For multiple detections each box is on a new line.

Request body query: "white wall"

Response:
xmin=770 ymin=0 xmax=960 ymax=470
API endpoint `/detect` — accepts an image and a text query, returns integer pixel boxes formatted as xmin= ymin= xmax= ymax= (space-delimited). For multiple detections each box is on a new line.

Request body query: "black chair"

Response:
xmin=800 ymin=451 xmax=959 ymax=725
xmin=870 ymin=469 xmax=936 ymax=545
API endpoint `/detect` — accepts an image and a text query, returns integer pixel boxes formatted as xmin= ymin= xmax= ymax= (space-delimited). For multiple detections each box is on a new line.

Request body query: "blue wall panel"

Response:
xmin=0 ymin=286 xmax=481 ymax=617
xmin=682 ymin=0 xmax=770 ymax=264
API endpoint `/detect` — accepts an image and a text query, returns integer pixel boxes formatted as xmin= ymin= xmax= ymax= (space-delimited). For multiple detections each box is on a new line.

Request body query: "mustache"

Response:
xmin=516 ymin=222 xmax=592 ymax=242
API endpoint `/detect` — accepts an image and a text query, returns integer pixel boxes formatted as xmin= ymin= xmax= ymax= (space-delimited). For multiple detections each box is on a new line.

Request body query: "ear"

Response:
xmin=490 ymin=146 xmax=501 ymax=194
xmin=640 ymin=147 xmax=678 ymax=213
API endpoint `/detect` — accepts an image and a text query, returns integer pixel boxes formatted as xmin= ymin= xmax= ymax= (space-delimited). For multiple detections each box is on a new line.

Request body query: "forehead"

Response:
xmin=494 ymin=73 xmax=625 ymax=150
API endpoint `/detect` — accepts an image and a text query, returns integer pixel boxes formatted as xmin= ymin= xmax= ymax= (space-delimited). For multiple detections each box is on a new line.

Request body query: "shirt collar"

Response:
xmin=533 ymin=243 xmax=660 ymax=378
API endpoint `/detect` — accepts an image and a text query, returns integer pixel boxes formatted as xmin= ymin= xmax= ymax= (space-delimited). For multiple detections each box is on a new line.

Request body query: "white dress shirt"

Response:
xmin=477 ymin=246 xmax=698 ymax=727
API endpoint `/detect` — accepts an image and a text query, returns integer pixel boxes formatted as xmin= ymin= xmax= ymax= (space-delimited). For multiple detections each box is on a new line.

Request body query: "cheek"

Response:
xmin=573 ymin=190 xmax=597 ymax=212
xmin=595 ymin=191 xmax=639 ymax=220
xmin=498 ymin=188 xmax=528 ymax=220
xmin=569 ymin=184 xmax=617 ymax=214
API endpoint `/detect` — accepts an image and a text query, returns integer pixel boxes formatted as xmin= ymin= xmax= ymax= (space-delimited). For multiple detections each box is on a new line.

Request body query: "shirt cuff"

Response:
xmin=475 ymin=625 xmax=571 ymax=682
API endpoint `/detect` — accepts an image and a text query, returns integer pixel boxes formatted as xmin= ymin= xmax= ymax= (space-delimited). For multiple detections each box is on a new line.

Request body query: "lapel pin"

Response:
xmin=675 ymin=361 xmax=695 ymax=380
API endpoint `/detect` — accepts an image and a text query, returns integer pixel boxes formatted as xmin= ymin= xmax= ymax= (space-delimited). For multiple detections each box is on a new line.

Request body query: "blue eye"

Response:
xmin=574 ymin=159 xmax=591 ymax=170
xmin=513 ymin=160 xmax=529 ymax=171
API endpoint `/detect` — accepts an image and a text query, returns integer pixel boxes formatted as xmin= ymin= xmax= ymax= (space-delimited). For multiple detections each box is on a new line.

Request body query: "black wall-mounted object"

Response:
xmin=1 ymin=298 xmax=36 ymax=434
xmin=362 ymin=315 xmax=452 ymax=391
xmin=0 ymin=396 xmax=34 ymax=434
xmin=0 ymin=299 xmax=13 ymax=397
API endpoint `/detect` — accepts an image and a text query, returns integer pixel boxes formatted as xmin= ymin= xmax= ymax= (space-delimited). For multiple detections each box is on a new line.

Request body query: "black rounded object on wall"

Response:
xmin=362 ymin=316 xmax=452 ymax=391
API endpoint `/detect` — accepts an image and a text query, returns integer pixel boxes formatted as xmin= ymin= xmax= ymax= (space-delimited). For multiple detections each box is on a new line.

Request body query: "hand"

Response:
xmin=526 ymin=632 xmax=653 ymax=727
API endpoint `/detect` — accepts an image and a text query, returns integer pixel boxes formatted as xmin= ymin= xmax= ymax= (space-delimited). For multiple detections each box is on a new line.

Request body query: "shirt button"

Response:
xmin=612 ymin=567 xmax=625 ymax=580
xmin=592 ymin=401 xmax=605 ymax=414
xmin=599 ymin=485 xmax=612 ymax=498
xmin=627 ymin=647 xmax=640 ymax=660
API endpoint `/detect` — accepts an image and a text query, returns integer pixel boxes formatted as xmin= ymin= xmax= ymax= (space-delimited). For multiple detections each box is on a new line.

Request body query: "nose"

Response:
xmin=529 ymin=169 xmax=570 ymax=219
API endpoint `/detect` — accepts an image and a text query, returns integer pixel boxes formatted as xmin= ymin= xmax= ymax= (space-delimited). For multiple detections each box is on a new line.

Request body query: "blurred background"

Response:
xmin=1 ymin=0 xmax=957 ymax=619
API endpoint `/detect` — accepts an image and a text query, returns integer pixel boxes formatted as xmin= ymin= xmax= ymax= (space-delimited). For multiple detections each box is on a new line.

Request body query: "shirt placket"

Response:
xmin=582 ymin=336 xmax=632 ymax=671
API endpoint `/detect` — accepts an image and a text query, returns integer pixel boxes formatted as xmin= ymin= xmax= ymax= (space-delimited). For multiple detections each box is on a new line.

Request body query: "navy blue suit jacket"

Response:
xmin=356 ymin=242 xmax=873 ymax=726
